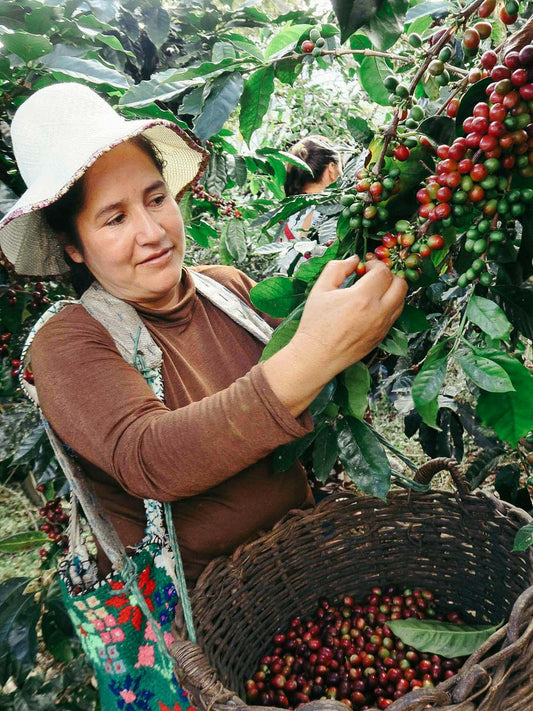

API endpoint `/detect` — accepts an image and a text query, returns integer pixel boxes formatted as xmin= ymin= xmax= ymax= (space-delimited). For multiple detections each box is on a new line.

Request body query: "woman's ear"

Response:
xmin=65 ymin=243 xmax=85 ymax=264
xmin=327 ymin=161 xmax=340 ymax=184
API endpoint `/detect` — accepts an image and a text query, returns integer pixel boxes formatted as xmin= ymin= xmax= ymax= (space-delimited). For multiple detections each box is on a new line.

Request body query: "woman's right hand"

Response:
xmin=262 ymin=256 xmax=407 ymax=417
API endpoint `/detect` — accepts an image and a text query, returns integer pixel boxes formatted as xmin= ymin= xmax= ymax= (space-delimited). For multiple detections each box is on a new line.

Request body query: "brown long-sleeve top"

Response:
xmin=31 ymin=265 xmax=314 ymax=583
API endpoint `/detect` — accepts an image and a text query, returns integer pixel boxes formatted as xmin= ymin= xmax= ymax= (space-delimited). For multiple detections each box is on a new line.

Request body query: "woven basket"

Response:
xmin=170 ymin=458 xmax=533 ymax=711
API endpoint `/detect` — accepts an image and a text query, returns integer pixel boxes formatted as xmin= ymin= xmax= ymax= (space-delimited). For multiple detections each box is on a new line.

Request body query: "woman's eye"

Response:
xmin=107 ymin=213 xmax=125 ymax=227
xmin=151 ymin=194 xmax=166 ymax=206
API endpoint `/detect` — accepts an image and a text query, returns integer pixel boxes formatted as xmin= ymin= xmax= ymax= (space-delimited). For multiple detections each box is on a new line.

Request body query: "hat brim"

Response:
xmin=0 ymin=119 xmax=209 ymax=276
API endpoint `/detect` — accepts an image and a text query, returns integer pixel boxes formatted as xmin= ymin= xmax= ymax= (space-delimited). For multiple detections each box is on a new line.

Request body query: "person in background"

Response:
xmin=278 ymin=135 xmax=343 ymax=274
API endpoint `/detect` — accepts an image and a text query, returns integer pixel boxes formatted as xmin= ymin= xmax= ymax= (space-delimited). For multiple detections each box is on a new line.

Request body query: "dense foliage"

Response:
xmin=1 ymin=0 xmax=533 ymax=707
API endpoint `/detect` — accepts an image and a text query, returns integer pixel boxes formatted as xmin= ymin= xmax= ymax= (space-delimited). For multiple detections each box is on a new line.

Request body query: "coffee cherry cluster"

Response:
xmin=0 ymin=330 xmax=11 ymax=357
xmin=340 ymin=168 xmax=401 ymax=232
xmin=359 ymin=226 xmax=445 ymax=284
xmin=301 ymin=28 xmax=326 ymax=57
xmin=191 ymin=183 xmax=242 ymax=218
xmin=408 ymin=42 xmax=533 ymax=287
xmin=38 ymin=497 xmax=70 ymax=561
xmin=1 ymin=281 xmax=50 ymax=311
xmin=245 ymin=586 xmax=465 ymax=710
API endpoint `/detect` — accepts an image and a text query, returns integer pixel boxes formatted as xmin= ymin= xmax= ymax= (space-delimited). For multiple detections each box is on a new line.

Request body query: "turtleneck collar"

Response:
xmin=128 ymin=267 xmax=197 ymax=326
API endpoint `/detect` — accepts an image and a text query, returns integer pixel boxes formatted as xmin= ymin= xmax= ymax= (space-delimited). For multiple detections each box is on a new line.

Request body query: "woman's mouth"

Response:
xmin=139 ymin=248 xmax=173 ymax=266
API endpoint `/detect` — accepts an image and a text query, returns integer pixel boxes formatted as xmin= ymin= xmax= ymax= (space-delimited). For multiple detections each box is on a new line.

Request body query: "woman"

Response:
xmin=278 ymin=135 xmax=343 ymax=274
xmin=0 ymin=83 xmax=406 ymax=706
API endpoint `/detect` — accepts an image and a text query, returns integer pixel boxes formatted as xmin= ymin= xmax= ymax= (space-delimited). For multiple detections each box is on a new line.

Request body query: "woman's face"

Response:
xmin=66 ymin=141 xmax=186 ymax=310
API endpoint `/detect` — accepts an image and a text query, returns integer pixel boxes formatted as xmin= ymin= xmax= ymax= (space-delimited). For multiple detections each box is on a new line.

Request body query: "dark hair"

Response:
xmin=284 ymin=136 xmax=341 ymax=197
xmin=42 ymin=135 xmax=165 ymax=297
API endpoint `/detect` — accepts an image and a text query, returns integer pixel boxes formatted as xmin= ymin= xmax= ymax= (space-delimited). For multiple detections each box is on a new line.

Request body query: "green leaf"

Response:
xmin=419 ymin=116 xmax=455 ymax=146
xmin=186 ymin=220 xmax=217 ymax=248
xmin=492 ymin=285 xmax=533 ymax=340
xmin=249 ymin=276 xmax=307 ymax=318
xmin=312 ymin=425 xmax=339 ymax=482
xmin=359 ymin=55 xmax=392 ymax=106
xmin=12 ymin=424 xmax=45 ymax=464
xmin=265 ymin=194 xmax=320 ymax=229
xmin=41 ymin=604 xmax=76 ymax=663
xmin=24 ymin=6 xmax=57 ymax=35
xmin=120 ymin=75 xmax=198 ymax=108
xmin=211 ymin=41 xmax=236 ymax=63
xmin=264 ymin=24 xmax=311 ymax=60
xmin=310 ymin=380 xmax=337 ymax=418
xmin=466 ymin=445 xmax=505 ymax=489
xmin=221 ymin=218 xmax=246 ymax=261
xmin=85 ymin=0 xmax=120 ymax=23
xmin=42 ymin=55 xmax=130 ymax=88
xmin=142 ymin=5 xmax=170 ymax=48
xmin=336 ymin=417 xmax=391 ymax=500
xmin=389 ymin=618 xmax=502 ymax=657
xmin=193 ymin=71 xmax=244 ymax=141
xmin=204 ymin=153 xmax=227 ymax=194
xmin=364 ymin=0 xmax=409 ymax=51
xmin=331 ymin=0 xmax=380 ymax=44
xmin=222 ymin=33 xmax=264 ymax=61
xmin=417 ymin=398 xmax=440 ymax=429
xmin=456 ymin=352 xmax=515 ymax=393
xmin=1 ymin=30 xmax=52 ymax=63
xmin=346 ymin=115 xmax=374 ymax=144
xmin=96 ymin=33 xmax=133 ymax=56
xmin=275 ymin=57 xmax=302 ymax=85
xmin=395 ymin=304 xmax=431 ymax=334
xmin=412 ymin=342 xmax=448 ymax=408
xmin=272 ymin=429 xmax=318 ymax=474
xmin=0 ymin=531 xmax=48 ymax=553
xmin=337 ymin=363 xmax=371 ymax=420
xmin=406 ymin=1 xmax=450 ymax=22
xmin=349 ymin=33 xmax=372 ymax=64
xmin=0 ymin=578 xmax=40 ymax=685
xmin=513 ymin=521 xmax=533 ymax=551
xmin=293 ymin=241 xmax=341 ymax=282
xmin=477 ymin=352 xmax=533 ymax=446
xmin=380 ymin=327 xmax=408 ymax=356
xmin=239 ymin=66 xmax=276 ymax=146
xmin=165 ymin=58 xmax=239 ymax=82
xmin=466 ymin=295 xmax=512 ymax=341
xmin=406 ymin=14 xmax=434 ymax=35
xmin=260 ymin=304 xmax=305 ymax=361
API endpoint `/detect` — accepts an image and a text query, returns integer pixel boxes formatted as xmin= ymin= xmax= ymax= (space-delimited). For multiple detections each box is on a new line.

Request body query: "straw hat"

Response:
xmin=0 ymin=82 xmax=209 ymax=276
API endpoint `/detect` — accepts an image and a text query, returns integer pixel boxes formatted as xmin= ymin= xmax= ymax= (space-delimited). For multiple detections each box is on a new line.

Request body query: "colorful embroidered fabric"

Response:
xmin=61 ymin=544 xmax=194 ymax=711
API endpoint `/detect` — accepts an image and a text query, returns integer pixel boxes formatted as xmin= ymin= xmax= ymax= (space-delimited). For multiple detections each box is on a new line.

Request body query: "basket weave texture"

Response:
xmin=170 ymin=458 xmax=533 ymax=711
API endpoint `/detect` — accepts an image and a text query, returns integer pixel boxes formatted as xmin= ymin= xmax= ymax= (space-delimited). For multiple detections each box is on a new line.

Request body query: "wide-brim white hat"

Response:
xmin=0 ymin=82 xmax=209 ymax=276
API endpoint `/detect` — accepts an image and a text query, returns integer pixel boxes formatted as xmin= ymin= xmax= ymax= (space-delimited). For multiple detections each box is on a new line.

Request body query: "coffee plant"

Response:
xmin=1 ymin=0 xmax=533 ymax=707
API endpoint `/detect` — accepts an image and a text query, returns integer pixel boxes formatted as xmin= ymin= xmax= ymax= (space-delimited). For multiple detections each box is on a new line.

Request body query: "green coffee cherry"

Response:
xmin=395 ymin=83 xmax=409 ymax=99
xmin=410 ymin=105 xmax=425 ymax=122
xmin=408 ymin=33 xmax=423 ymax=48
xmin=428 ymin=59 xmax=445 ymax=76
xmin=438 ymin=46 xmax=452 ymax=62
xmin=384 ymin=75 xmax=399 ymax=91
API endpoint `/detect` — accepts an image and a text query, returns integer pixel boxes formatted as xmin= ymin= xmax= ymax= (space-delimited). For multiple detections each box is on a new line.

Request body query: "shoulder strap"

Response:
xmin=191 ymin=270 xmax=273 ymax=344
xmin=80 ymin=282 xmax=165 ymax=398
xmin=19 ymin=300 xmax=130 ymax=573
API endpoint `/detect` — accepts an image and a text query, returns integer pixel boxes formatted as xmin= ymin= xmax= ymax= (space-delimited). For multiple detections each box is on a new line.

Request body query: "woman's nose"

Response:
xmin=134 ymin=207 xmax=165 ymax=244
